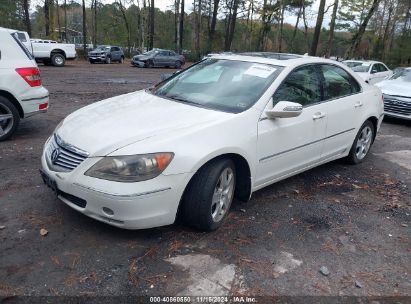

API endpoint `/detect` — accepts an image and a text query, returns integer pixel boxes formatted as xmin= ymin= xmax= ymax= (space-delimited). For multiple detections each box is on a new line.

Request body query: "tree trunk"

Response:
xmin=149 ymin=0 xmax=154 ymax=50
xmin=325 ymin=0 xmax=338 ymax=57
xmin=56 ymin=0 xmax=61 ymax=40
xmin=278 ymin=1 xmax=285 ymax=52
xmin=23 ymin=0 xmax=32 ymax=36
xmin=175 ymin=0 xmax=180 ymax=51
xmin=118 ymin=0 xmax=130 ymax=57
xmin=227 ymin=0 xmax=239 ymax=51
xmin=195 ymin=0 xmax=202 ymax=58
xmin=208 ymin=0 xmax=220 ymax=52
xmin=290 ymin=1 xmax=303 ymax=51
xmin=44 ymin=0 xmax=50 ymax=37
xmin=258 ymin=0 xmax=268 ymax=51
xmin=302 ymin=0 xmax=310 ymax=52
xmin=64 ymin=0 xmax=67 ymax=41
xmin=310 ymin=0 xmax=326 ymax=56
xmin=346 ymin=0 xmax=381 ymax=59
xmin=94 ymin=0 xmax=97 ymax=47
xmin=179 ymin=0 xmax=184 ymax=52
xmin=82 ymin=0 xmax=87 ymax=58
xmin=381 ymin=4 xmax=393 ymax=61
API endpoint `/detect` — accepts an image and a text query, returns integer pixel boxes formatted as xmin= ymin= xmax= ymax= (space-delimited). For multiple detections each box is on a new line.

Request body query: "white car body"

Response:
xmin=375 ymin=67 xmax=411 ymax=120
xmin=41 ymin=55 xmax=384 ymax=230
xmin=0 ymin=27 xmax=49 ymax=120
xmin=15 ymin=31 xmax=76 ymax=66
xmin=343 ymin=60 xmax=393 ymax=84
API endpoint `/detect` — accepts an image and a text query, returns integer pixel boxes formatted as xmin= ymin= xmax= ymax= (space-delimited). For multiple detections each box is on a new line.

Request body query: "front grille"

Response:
xmin=384 ymin=95 xmax=411 ymax=116
xmin=46 ymin=135 xmax=88 ymax=172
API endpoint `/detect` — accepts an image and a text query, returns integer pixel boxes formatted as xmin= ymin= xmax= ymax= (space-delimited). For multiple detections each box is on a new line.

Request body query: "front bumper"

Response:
xmin=384 ymin=111 xmax=411 ymax=121
xmin=40 ymin=141 xmax=191 ymax=229
xmin=89 ymin=55 xmax=106 ymax=62
xmin=131 ymin=60 xmax=145 ymax=67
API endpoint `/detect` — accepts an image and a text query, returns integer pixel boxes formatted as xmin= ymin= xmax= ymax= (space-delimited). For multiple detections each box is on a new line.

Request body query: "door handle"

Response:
xmin=354 ymin=101 xmax=363 ymax=108
xmin=312 ymin=112 xmax=326 ymax=120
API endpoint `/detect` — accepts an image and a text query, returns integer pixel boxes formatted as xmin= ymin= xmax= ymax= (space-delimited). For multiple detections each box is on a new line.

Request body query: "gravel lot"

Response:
xmin=0 ymin=60 xmax=410 ymax=299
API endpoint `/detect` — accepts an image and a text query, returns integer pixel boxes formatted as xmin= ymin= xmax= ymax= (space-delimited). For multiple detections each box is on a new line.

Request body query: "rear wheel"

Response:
xmin=346 ymin=120 xmax=375 ymax=164
xmin=0 ymin=96 xmax=20 ymax=141
xmin=119 ymin=56 xmax=124 ymax=64
xmin=180 ymin=158 xmax=236 ymax=231
xmin=51 ymin=53 xmax=65 ymax=67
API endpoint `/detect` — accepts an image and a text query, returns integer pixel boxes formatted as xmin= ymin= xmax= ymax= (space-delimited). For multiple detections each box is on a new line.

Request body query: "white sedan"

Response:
xmin=343 ymin=60 xmax=392 ymax=84
xmin=40 ymin=55 xmax=384 ymax=231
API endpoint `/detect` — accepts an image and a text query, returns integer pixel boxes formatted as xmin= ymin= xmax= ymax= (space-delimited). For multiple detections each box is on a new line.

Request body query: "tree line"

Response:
xmin=1 ymin=0 xmax=410 ymax=65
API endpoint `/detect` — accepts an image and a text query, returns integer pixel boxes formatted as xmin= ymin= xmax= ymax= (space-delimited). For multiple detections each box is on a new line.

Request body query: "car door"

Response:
xmin=255 ymin=65 xmax=327 ymax=187
xmin=111 ymin=47 xmax=119 ymax=61
xmin=319 ymin=64 xmax=364 ymax=159
xmin=369 ymin=64 xmax=385 ymax=84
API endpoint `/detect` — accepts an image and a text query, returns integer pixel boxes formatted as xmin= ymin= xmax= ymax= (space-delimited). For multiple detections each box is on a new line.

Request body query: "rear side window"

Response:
xmin=11 ymin=33 xmax=34 ymax=60
xmin=273 ymin=65 xmax=321 ymax=106
xmin=320 ymin=65 xmax=361 ymax=100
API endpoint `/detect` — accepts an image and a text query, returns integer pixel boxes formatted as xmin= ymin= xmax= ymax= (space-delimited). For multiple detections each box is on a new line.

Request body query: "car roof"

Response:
xmin=343 ymin=60 xmax=383 ymax=64
xmin=208 ymin=54 xmax=342 ymax=69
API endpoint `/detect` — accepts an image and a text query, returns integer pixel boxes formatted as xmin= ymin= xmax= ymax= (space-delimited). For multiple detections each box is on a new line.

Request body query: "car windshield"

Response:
xmin=352 ymin=64 xmax=371 ymax=73
xmin=96 ymin=46 xmax=110 ymax=51
xmin=390 ymin=69 xmax=411 ymax=82
xmin=152 ymin=59 xmax=283 ymax=113
xmin=344 ymin=61 xmax=363 ymax=68
xmin=144 ymin=50 xmax=159 ymax=56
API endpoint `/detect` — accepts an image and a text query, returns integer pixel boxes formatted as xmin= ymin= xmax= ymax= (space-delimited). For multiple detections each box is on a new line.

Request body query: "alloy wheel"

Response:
xmin=211 ymin=167 xmax=235 ymax=222
xmin=0 ymin=103 xmax=14 ymax=137
xmin=355 ymin=126 xmax=373 ymax=160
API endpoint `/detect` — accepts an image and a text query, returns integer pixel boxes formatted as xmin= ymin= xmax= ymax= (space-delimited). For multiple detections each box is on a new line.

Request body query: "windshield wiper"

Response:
xmin=166 ymin=94 xmax=201 ymax=106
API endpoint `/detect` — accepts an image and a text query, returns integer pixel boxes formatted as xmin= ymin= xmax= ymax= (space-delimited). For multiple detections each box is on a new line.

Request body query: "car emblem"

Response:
xmin=51 ymin=147 xmax=61 ymax=164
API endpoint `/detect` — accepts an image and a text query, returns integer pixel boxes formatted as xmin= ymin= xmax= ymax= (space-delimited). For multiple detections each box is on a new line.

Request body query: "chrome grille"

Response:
xmin=384 ymin=95 xmax=411 ymax=116
xmin=46 ymin=135 xmax=88 ymax=172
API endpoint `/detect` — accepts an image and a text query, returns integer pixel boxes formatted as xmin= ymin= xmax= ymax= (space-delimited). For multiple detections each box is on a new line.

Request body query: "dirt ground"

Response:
xmin=0 ymin=60 xmax=410 ymax=301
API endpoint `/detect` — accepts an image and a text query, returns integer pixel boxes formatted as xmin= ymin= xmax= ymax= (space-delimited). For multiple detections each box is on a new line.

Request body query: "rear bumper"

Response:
xmin=19 ymin=87 xmax=50 ymax=117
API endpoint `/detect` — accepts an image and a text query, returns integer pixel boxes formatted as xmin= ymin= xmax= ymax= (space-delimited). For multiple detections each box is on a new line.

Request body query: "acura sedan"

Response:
xmin=376 ymin=67 xmax=411 ymax=120
xmin=40 ymin=55 xmax=384 ymax=231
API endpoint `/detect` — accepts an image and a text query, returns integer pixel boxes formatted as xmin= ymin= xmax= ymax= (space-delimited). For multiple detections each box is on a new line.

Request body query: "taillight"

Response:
xmin=15 ymin=67 xmax=42 ymax=87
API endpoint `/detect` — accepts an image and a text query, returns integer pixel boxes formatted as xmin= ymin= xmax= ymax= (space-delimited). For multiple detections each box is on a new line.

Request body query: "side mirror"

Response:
xmin=265 ymin=101 xmax=303 ymax=119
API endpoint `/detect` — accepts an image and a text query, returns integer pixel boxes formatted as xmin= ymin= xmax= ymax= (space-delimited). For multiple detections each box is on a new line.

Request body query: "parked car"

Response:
xmin=343 ymin=60 xmax=392 ymax=84
xmin=15 ymin=32 xmax=76 ymax=67
xmin=88 ymin=45 xmax=125 ymax=64
xmin=0 ymin=27 xmax=49 ymax=141
xmin=131 ymin=49 xmax=185 ymax=68
xmin=40 ymin=54 xmax=383 ymax=231
xmin=375 ymin=67 xmax=411 ymax=120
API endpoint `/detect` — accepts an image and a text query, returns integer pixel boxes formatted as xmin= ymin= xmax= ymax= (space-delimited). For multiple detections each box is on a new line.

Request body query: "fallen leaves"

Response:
xmin=40 ymin=228 xmax=48 ymax=236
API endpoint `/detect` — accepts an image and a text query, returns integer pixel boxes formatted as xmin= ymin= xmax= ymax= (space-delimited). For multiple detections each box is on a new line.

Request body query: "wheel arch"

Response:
xmin=51 ymin=49 xmax=66 ymax=58
xmin=366 ymin=116 xmax=378 ymax=143
xmin=0 ymin=90 xmax=24 ymax=118
xmin=184 ymin=153 xmax=252 ymax=203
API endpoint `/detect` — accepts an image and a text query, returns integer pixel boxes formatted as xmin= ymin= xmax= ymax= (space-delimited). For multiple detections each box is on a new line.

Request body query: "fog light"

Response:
xmin=102 ymin=207 xmax=114 ymax=216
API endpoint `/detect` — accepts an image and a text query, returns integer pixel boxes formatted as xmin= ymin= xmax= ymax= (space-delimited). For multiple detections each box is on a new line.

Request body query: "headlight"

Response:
xmin=85 ymin=153 xmax=174 ymax=182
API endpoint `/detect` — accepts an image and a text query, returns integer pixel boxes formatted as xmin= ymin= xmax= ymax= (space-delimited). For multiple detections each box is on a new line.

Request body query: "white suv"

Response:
xmin=41 ymin=55 xmax=383 ymax=231
xmin=0 ymin=27 xmax=49 ymax=141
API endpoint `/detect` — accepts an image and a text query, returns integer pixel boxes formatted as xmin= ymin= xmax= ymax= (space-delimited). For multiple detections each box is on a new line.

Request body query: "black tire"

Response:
xmin=119 ymin=56 xmax=124 ymax=64
xmin=174 ymin=61 xmax=182 ymax=69
xmin=51 ymin=53 xmax=65 ymax=67
xmin=346 ymin=120 xmax=375 ymax=164
xmin=180 ymin=158 xmax=236 ymax=231
xmin=89 ymin=60 xmax=95 ymax=64
xmin=146 ymin=60 xmax=154 ymax=68
xmin=105 ymin=56 xmax=111 ymax=64
xmin=43 ymin=60 xmax=52 ymax=66
xmin=0 ymin=96 xmax=20 ymax=141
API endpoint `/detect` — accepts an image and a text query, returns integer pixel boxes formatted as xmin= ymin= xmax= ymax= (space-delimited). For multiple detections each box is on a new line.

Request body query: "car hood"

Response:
xmin=375 ymin=80 xmax=411 ymax=97
xmin=56 ymin=90 xmax=230 ymax=156
xmin=133 ymin=55 xmax=150 ymax=61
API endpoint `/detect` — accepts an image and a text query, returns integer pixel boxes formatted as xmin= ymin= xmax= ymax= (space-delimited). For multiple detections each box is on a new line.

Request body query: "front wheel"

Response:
xmin=105 ymin=57 xmax=111 ymax=64
xmin=180 ymin=158 xmax=236 ymax=231
xmin=145 ymin=60 xmax=154 ymax=68
xmin=346 ymin=120 xmax=375 ymax=164
xmin=0 ymin=96 xmax=20 ymax=141
xmin=174 ymin=61 xmax=182 ymax=69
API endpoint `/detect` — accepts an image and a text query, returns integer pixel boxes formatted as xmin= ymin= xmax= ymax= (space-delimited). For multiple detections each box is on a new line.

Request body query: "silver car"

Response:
xmin=131 ymin=49 xmax=185 ymax=68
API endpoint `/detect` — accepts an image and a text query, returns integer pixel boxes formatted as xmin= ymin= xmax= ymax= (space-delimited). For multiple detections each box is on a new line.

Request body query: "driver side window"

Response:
xmin=272 ymin=65 xmax=321 ymax=107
